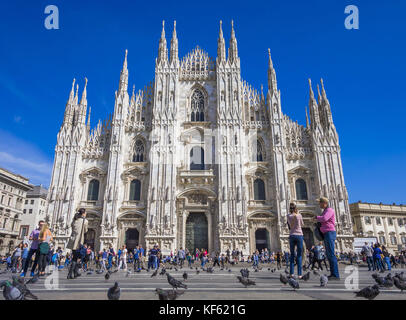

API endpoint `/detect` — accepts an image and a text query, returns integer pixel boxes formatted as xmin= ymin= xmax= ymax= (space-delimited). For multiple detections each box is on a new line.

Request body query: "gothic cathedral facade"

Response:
xmin=47 ymin=21 xmax=354 ymax=255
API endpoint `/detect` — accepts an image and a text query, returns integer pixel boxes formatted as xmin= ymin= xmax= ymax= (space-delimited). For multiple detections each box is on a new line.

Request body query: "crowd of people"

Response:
xmin=1 ymin=201 xmax=406 ymax=279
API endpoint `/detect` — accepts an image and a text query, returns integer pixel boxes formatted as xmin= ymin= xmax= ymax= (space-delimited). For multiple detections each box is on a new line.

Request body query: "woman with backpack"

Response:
xmin=66 ymin=208 xmax=88 ymax=279
xmin=287 ymin=202 xmax=304 ymax=279
xmin=37 ymin=223 xmax=54 ymax=276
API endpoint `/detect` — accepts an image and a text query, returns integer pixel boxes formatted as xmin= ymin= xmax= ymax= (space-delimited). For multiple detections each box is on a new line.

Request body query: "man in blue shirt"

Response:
xmin=108 ymin=245 xmax=115 ymax=270
xmin=133 ymin=246 xmax=140 ymax=271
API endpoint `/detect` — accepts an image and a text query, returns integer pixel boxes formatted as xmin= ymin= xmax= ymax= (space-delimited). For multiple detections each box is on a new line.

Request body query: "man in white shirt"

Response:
xmin=118 ymin=245 xmax=128 ymax=271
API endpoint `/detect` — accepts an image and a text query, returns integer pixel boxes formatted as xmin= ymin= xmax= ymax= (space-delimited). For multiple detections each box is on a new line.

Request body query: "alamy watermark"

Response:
xmin=44 ymin=5 xmax=59 ymax=30
xmin=344 ymin=5 xmax=359 ymax=30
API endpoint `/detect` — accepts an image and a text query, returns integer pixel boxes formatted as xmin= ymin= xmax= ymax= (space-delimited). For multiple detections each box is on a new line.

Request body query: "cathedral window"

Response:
xmin=87 ymin=179 xmax=100 ymax=201
xmin=132 ymin=139 xmax=145 ymax=162
xmin=390 ymin=235 xmax=397 ymax=245
xmin=190 ymin=146 xmax=204 ymax=170
xmin=295 ymin=178 xmax=308 ymax=200
xmin=129 ymin=179 xmax=141 ymax=201
xmin=191 ymin=89 xmax=204 ymax=121
xmin=254 ymin=140 xmax=264 ymax=162
xmin=254 ymin=179 xmax=265 ymax=200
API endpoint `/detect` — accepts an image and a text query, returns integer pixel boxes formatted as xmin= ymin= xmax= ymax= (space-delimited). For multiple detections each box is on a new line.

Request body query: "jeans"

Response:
xmin=23 ymin=248 xmax=40 ymax=274
xmin=323 ymin=231 xmax=339 ymax=278
xmin=289 ymin=235 xmax=303 ymax=276
xmin=374 ymin=258 xmax=384 ymax=271
xmin=384 ymin=257 xmax=391 ymax=271
xmin=366 ymin=256 xmax=374 ymax=271
xmin=134 ymin=258 xmax=140 ymax=270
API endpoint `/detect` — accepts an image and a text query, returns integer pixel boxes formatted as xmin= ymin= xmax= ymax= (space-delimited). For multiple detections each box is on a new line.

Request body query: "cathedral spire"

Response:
xmin=170 ymin=20 xmax=179 ymax=64
xmin=267 ymin=48 xmax=277 ymax=94
xmin=80 ymin=77 xmax=88 ymax=107
xmin=69 ymin=78 xmax=75 ymax=103
xmin=305 ymin=105 xmax=310 ymax=128
xmin=227 ymin=20 xmax=238 ymax=64
xmin=308 ymin=79 xmax=320 ymax=129
xmin=86 ymin=106 xmax=91 ymax=132
xmin=158 ymin=20 xmax=168 ymax=64
xmin=130 ymin=85 xmax=136 ymax=106
xmin=119 ymin=50 xmax=129 ymax=93
xmin=320 ymin=78 xmax=333 ymax=125
xmin=74 ymin=83 xmax=79 ymax=105
xmin=217 ymin=20 xmax=226 ymax=62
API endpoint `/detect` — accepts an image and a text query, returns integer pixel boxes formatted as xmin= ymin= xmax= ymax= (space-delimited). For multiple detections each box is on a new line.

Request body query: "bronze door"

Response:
xmin=185 ymin=213 xmax=208 ymax=254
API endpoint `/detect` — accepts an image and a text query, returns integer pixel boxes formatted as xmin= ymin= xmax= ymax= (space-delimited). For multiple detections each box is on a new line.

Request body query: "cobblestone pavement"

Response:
xmin=1 ymin=263 xmax=405 ymax=300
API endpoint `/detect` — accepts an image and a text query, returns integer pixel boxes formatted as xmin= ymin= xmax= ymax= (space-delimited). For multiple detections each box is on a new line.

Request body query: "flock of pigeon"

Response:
xmin=1 ymin=263 xmax=406 ymax=300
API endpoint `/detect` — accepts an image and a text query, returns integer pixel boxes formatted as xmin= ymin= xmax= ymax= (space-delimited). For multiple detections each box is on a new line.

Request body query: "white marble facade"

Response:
xmin=47 ymin=21 xmax=354 ymax=255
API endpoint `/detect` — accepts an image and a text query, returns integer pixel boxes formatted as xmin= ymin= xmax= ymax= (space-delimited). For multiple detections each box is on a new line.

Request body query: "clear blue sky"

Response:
xmin=0 ymin=0 xmax=405 ymax=204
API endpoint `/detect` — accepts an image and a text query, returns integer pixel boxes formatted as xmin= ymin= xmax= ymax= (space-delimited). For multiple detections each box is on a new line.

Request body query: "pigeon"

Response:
xmin=393 ymin=277 xmax=406 ymax=292
xmin=280 ymin=273 xmax=289 ymax=285
xmin=159 ymin=268 xmax=166 ymax=276
xmin=155 ymin=288 xmax=185 ymax=300
xmin=237 ymin=276 xmax=256 ymax=288
xmin=268 ymin=268 xmax=271 ymax=271
xmin=240 ymin=268 xmax=249 ymax=278
xmin=196 ymin=270 xmax=200 ymax=275
xmin=284 ymin=268 xmax=289 ymax=275
xmin=320 ymin=274 xmax=328 ymax=287
xmin=87 ymin=271 xmax=94 ymax=275
xmin=96 ymin=269 xmax=104 ymax=274
xmin=228 ymin=269 xmax=232 ymax=273
xmin=0 ymin=281 xmax=24 ymax=300
xmin=394 ymin=272 xmax=406 ymax=282
xmin=381 ymin=275 xmax=394 ymax=288
xmin=107 ymin=282 xmax=120 ymax=300
xmin=151 ymin=269 xmax=158 ymax=278
xmin=11 ymin=276 xmax=38 ymax=300
xmin=372 ymin=273 xmax=385 ymax=286
xmin=206 ymin=267 xmax=214 ymax=273
xmin=301 ymin=272 xmax=311 ymax=281
xmin=105 ymin=271 xmax=111 ymax=280
xmin=166 ymin=273 xmax=187 ymax=290
xmin=355 ymin=285 xmax=380 ymax=300
xmin=288 ymin=277 xmax=299 ymax=290
xmin=183 ymin=272 xmax=188 ymax=281
xmin=254 ymin=268 xmax=259 ymax=273
xmin=25 ymin=274 xmax=39 ymax=284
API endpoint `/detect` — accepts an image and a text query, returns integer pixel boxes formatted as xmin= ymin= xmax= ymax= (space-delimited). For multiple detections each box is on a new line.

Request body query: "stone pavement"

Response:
xmin=1 ymin=263 xmax=406 ymax=300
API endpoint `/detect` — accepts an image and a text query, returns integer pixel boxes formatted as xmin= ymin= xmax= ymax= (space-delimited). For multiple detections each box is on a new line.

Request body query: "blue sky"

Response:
xmin=0 ymin=0 xmax=405 ymax=204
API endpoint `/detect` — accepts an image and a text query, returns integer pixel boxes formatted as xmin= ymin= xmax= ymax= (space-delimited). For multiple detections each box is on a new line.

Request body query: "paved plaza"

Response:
xmin=1 ymin=263 xmax=406 ymax=300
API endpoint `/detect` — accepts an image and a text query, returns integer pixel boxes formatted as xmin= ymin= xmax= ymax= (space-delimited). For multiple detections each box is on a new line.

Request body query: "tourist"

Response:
xmin=178 ymin=247 xmax=185 ymax=267
xmin=361 ymin=242 xmax=374 ymax=271
xmin=21 ymin=220 xmax=44 ymax=277
xmin=37 ymin=223 xmax=54 ymax=276
xmin=287 ymin=202 xmax=304 ymax=278
xmin=372 ymin=243 xmax=384 ymax=272
xmin=381 ymin=245 xmax=391 ymax=271
xmin=315 ymin=197 xmax=340 ymax=280
xmin=118 ymin=245 xmax=128 ymax=270
xmin=66 ymin=208 xmax=88 ymax=279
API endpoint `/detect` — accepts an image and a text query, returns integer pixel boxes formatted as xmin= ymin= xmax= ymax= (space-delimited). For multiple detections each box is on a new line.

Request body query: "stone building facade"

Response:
xmin=350 ymin=201 xmax=406 ymax=254
xmin=0 ymin=167 xmax=33 ymax=255
xmin=47 ymin=21 xmax=354 ymax=255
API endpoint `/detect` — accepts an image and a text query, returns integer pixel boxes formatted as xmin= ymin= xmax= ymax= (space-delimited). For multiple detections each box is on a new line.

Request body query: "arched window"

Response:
xmin=191 ymin=89 xmax=204 ymax=122
xmin=295 ymin=179 xmax=308 ymax=200
xmin=255 ymin=140 xmax=264 ymax=162
xmin=129 ymin=179 xmax=141 ymax=201
xmin=390 ymin=235 xmax=397 ymax=245
xmin=132 ymin=139 xmax=145 ymax=162
xmin=87 ymin=179 xmax=100 ymax=201
xmin=364 ymin=216 xmax=371 ymax=224
xmin=254 ymin=179 xmax=265 ymax=200
xmin=190 ymin=146 xmax=204 ymax=170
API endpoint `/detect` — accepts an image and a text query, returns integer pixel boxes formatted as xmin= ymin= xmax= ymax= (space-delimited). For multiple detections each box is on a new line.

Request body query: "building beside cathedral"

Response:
xmin=47 ymin=20 xmax=354 ymax=255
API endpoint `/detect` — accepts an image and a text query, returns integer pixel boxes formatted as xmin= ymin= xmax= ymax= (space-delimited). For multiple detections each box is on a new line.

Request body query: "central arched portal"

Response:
xmin=185 ymin=213 xmax=208 ymax=254
xmin=255 ymin=228 xmax=270 ymax=251
xmin=125 ymin=228 xmax=139 ymax=252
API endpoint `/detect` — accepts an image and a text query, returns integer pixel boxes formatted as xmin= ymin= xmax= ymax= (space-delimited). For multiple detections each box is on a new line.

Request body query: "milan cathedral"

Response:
xmin=46 ymin=20 xmax=354 ymax=255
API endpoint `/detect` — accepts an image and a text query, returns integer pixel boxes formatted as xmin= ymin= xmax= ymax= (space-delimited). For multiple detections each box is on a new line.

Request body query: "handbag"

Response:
xmin=39 ymin=242 xmax=50 ymax=255
xmin=314 ymin=222 xmax=324 ymax=241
